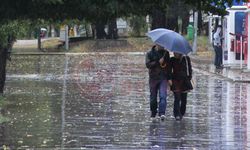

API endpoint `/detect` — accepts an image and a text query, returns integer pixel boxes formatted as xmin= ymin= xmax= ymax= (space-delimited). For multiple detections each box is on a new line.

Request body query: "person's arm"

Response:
xmin=145 ymin=52 xmax=159 ymax=69
xmin=167 ymin=57 xmax=173 ymax=79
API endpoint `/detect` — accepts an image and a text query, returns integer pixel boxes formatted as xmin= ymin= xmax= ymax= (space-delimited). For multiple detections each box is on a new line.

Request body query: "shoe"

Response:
xmin=151 ymin=116 xmax=159 ymax=123
xmin=175 ymin=116 xmax=181 ymax=121
xmin=160 ymin=115 xmax=166 ymax=121
xmin=151 ymin=113 xmax=157 ymax=118
xmin=216 ymin=65 xmax=223 ymax=69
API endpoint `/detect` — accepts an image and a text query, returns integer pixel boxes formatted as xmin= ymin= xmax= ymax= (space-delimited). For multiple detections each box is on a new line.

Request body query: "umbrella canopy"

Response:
xmin=146 ymin=28 xmax=192 ymax=55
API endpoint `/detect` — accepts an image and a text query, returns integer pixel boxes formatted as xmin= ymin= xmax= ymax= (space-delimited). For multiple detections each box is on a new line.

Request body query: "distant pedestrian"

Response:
xmin=169 ymin=52 xmax=193 ymax=121
xmin=213 ymin=26 xmax=223 ymax=69
xmin=145 ymin=44 xmax=171 ymax=121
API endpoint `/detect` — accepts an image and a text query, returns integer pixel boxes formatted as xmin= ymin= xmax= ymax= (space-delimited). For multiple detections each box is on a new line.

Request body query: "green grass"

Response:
xmin=12 ymin=38 xmax=64 ymax=53
xmin=12 ymin=36 xmax=212 ymax=54
xmin=0 ymin=96 xmax=10 ymax=124
xmin=0 ymin=115 xmax=10 ymax=124
xmin=0 ymin=96 xmax=6 ymax=104
xmin=70 ymin=37 xmax=154 ymax=52
xmin=197 ymin=36 xmax=210 ymax=50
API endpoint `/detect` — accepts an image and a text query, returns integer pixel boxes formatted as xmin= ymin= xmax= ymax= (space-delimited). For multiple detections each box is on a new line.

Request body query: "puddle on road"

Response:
xmin=0 ymin=54 xmax=250 ymax=149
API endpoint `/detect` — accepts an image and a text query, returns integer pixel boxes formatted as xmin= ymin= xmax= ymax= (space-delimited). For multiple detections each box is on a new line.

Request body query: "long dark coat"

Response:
xmin=169 ymin=56 xmax=192 ymax=92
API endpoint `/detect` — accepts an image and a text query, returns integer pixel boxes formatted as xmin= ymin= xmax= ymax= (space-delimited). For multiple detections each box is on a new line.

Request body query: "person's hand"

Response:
xmin=168 ymin=80 xmax=172 ymax=86
xmin=159 ymin=57 xmax=164 ymax=64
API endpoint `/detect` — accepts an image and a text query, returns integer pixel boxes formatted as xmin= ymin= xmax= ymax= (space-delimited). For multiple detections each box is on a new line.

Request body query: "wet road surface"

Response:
xmin=1 ymin=53 xmax=250 ymax=149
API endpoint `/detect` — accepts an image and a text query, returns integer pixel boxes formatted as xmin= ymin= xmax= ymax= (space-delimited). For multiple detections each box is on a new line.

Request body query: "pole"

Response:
xmin=240 ymin=36 xmax=243 ymax=69
xmin=192 ymin=11 xmax=198 ymax=54
xmin=248 ymin=11 xmax=250 ymax=70
xmin=51 ymin=25 xmax=55 ymax=37
xmin=208 ymin=16 xmax=213 ymax=44
xmin=178 ymin=16 xmax=182 ymax=34
xmin=146 ymin=15 xmax=150 ymax=32
xmin=65 ymin=25 xmax=69 ymax=51
xmin=38 ymin=28 xmax=42 ymax=50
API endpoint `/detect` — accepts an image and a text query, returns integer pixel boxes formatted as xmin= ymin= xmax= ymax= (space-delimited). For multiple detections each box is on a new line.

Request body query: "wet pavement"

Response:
xmin=191 ymin=55 xmax=250 ymax=82
xmin=1 ymin=52 xmax=250 ymax=149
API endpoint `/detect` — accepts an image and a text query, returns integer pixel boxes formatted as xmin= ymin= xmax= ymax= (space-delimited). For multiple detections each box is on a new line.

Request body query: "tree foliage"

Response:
xmin=184 ymin=0 xmax=248 ymax=15
xmin=0 ymin=20 xmax=28 ymax=47
xmin=0 ymin=0 xmax=248 ymax=47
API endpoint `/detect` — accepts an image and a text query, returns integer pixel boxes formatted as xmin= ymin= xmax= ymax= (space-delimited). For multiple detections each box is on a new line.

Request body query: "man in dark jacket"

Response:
xmin=145 ymin=44 xmax=171 ymax=120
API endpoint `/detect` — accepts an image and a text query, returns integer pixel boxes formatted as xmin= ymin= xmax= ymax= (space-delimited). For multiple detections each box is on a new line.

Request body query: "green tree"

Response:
xmin=0 ymin=20 xmax=28 ymax=94
xmin=0 ymin=0 xmax=62 ymax=94
xmin=129 ymin=16 xmax=147 ymax=37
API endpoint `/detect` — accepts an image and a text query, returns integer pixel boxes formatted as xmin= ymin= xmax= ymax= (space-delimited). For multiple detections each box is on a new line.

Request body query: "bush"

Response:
xmin=128 ymin=16 xmax=147 ymax=37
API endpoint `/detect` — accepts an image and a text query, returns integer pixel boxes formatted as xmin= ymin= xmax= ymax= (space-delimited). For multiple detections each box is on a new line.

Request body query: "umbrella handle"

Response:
xmin=160 ymin=63 xmax=167 ymax=68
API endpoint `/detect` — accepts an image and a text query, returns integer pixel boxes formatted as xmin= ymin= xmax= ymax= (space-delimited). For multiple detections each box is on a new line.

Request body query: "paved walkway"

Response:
xmin=1 ymin=53 xmax=250 ymax=149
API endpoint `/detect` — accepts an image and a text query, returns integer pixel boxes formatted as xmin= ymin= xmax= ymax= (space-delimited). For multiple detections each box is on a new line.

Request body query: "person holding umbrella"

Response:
xmin=147 ymin=28 xmax=193 ymax=121
xmin=168 ymin=52 xmax=193 ymax=120
xmin=145 ymin=44 xmax=171 ymax=121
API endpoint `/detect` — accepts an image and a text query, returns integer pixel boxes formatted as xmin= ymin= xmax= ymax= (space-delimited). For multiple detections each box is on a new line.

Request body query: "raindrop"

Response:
xmin=26 ymin=134 xmax=33 ymax=137
xmin=152 ymin=145 xmax=160 ymax=148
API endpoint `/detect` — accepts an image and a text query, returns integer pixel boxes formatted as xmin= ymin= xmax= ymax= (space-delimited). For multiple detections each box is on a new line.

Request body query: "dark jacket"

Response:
xmin=145 ymin=46 xmax=171 ymax=80
xmin=170 ymin=56 xmax=192 ymax=92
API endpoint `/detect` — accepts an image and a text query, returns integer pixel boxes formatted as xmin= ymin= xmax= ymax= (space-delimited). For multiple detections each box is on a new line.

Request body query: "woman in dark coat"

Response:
xmin=169 ymin=52 xmax=193 ymax=120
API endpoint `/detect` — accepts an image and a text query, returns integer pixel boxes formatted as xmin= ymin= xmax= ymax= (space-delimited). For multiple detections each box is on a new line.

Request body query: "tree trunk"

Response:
xmin=151 ymin=9 xmax=166 ymax=30
xmin=0 ymin=36 xmax=14 ymax=94
xmin=85 ymin=23 xmax=89 ymax=38
xmin=91 ymin=24 xmax=96 ymax=38
xmin=51 ymin=24 xmax=55 ymax=37
xmin=197 ymin=1 xmax=202 ymax=35
xmin=38 ymin=29 xmax=42 ymax=50
xmin=107 ymin=18 xmax=118 ymax=39
xmin=95 ymin=22 xmax=107 ymax=39
xmin=166 ymin=17 xmax=178 ymax=31
xmin=182 ymin=14 xmax=190 ymax=35
xmin=0 ymin=48 xmax=7 ymax=94
xmin=198 ymin=9 xmax=203 ymax=35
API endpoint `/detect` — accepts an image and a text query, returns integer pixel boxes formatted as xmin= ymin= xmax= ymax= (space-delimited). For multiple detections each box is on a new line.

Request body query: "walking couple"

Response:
xmin=146 ymin=44 xmax=193 ymax=121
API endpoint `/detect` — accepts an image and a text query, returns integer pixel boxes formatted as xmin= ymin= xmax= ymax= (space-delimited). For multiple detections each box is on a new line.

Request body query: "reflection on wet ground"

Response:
xmin=1 ymin=53 xmax=250 ymax=149
xmin=193 ymin=61 xmax=250 ymax=82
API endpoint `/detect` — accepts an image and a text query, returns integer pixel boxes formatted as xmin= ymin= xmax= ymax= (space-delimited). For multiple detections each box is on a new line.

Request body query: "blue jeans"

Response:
xmin=214 ymin=46 xmax=222 ymax=67
xmin=149 ymin=79 xmax=167 ymax=117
